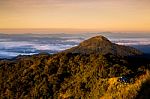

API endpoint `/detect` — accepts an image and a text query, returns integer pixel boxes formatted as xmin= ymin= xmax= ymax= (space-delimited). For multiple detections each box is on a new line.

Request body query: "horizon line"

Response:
xmin=0 ymin=28 xmax=150 ymax=34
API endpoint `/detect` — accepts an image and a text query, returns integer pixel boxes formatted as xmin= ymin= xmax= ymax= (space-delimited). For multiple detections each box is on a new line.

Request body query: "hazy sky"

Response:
xmin=0 ymin=0 xmax=150 ymax=33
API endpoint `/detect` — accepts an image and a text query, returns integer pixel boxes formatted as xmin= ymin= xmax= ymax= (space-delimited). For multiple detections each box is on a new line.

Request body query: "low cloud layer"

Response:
xmin=0 ymin=33 xmax=149 ymax=58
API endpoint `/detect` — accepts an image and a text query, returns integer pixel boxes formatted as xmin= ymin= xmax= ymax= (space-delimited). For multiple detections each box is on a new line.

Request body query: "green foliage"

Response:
xmin=0 ymin=52 xmax=149 ymax=98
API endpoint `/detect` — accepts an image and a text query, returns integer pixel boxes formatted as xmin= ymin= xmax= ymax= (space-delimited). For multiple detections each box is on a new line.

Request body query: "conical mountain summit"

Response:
xmin=65 ymin=35 xmax=142 ymax=56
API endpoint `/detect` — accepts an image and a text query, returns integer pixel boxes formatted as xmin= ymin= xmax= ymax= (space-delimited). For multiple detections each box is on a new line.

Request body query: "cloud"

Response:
xmin=112 ymin=38 xmax=150 ymax=45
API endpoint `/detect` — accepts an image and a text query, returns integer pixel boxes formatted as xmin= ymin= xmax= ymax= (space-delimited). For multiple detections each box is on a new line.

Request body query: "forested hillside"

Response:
xmin=0 ymin=36 xmax=149 ymax=99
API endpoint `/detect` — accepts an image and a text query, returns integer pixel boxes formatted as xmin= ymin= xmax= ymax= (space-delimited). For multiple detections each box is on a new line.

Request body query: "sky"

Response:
xmin=0 ymin=0 xmax=150 ymax=33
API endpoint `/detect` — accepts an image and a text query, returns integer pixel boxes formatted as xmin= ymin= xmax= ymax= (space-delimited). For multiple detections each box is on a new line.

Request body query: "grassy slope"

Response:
xmin=101 ymin=70 xmax=150 ymax=99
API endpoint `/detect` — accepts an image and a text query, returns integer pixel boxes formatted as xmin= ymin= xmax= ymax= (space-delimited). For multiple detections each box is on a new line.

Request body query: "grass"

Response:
xmin=100 ymin=70 xmax=150 ymax=99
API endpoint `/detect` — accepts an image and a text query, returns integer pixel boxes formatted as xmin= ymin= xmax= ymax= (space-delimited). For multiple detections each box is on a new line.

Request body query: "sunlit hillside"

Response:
xmin=0 ymin=36 xmax=149 ymax=99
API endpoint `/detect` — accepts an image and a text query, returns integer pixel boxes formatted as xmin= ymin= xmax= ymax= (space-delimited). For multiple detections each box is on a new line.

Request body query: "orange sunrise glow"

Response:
xmin=0 ymin=0 xmax=150 ymax=33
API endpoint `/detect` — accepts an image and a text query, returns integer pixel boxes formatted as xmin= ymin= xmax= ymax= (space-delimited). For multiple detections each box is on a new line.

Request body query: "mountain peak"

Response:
xmin=79 ymin=35 xmax=111 ymax=47
xmin=65 ymin=35 xmax=142 ymax=56
xmin=88 ymin=35 xmax=109 ymax=41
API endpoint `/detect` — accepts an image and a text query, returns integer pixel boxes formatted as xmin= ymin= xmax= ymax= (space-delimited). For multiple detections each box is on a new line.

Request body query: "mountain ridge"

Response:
xmin=0 ymin=35 xmax=149 ymax=99
xmin=64 ymin=35 xmax=143 ymax=57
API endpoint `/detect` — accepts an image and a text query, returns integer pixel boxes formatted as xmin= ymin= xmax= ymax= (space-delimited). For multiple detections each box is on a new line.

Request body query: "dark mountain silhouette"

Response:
xmin=65 ymin=35 xmax=142 ymax=56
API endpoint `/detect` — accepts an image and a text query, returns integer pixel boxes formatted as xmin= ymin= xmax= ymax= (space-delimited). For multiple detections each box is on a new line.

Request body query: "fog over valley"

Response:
xmin=0 ymin=33 xmax=149 ymax=58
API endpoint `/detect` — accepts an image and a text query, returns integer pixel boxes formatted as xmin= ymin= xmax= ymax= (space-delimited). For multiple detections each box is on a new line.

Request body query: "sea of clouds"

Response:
xmin=0 ymin=33 xmax=149 ymax=58
xmin=0 ymin=34 xmax=85 ymax=58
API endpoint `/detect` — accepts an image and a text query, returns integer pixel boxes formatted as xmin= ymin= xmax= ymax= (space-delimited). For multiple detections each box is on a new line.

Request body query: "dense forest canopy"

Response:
xmin=0 ymin=36 xmax=150 ymax=99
